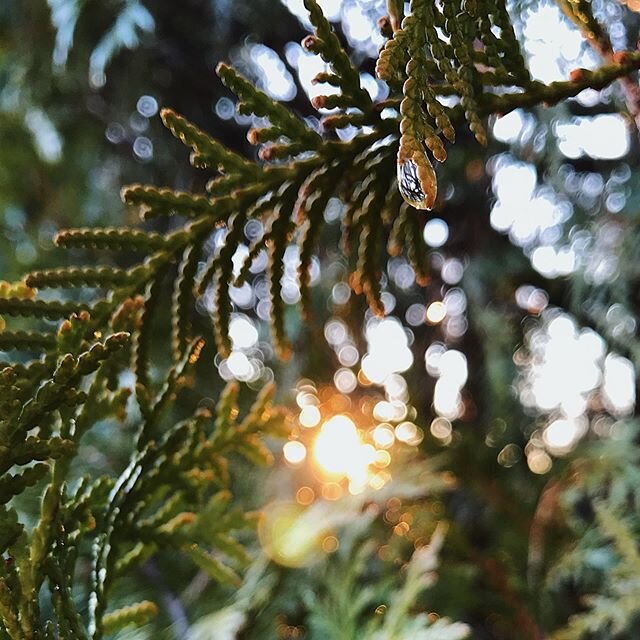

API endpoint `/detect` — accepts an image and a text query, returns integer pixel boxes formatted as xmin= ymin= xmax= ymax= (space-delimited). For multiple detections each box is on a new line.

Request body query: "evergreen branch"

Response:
xmin=441 ymin=0 xmax=486 ymax=144
xmin=26 ymin=266 xmax=135 ymax=289
xmin=489 ymin=0 xmax=531 ymax=84
xmin=132 ymin=272 xmax=167 ymax=416
xmin=0 ymin=464 xmax=49 ymax=505
xmin=556 ymin=0 xmax=640 ymax=131
xmin=45 ymin=555 xmax=88 ymax=640
xmin=303 ymin=0 xmax=373 ymax=113
xmin=1 ymin=333 xmax=129 ymax=450
xmin=55 ymin=227 xmax=168 ymax=252
xmin=267 ymin=182 xmax=299 ymax=359
xmin=0 ymin=331 xmax=57 ymax=352
xmin=0 ymin=297 xmax=90 ymax=320
xmin=121 ymin=185 xmax=222 ymax=219
xmin=480 ymin=52 xmax=640 ymax=115
xmin=9 ymin=436 xmax=75 ymax=469
xmin=102 ymin=600 xmax=158 ymax=635
xmin=161 ymin=108 xmax=259 ymax=174
xmin=183 ymin=545 xmax=241 ymax=587
xmin=0 ymin=580 xmax=21 ymax=640
xmin=171 ymin=242 xmax=204 ymax=362
xmin=211 ymin=213 xmax=248 ymax=357
xmin=138 ymin=337 xmax=205 ymax=445
xmin=216 ymin=63 xmax=321 ymax=148
xmin=296 ymin=164 xmax=339 ymax=319
xmin=2 ymin=6 xmax=640 ymax=635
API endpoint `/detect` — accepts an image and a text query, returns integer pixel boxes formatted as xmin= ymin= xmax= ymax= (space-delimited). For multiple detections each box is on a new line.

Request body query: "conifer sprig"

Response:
xmin=3 ymin=1 xmax=638 ymax=361
xmin=2 ymin=1 xmax=640 ymax=635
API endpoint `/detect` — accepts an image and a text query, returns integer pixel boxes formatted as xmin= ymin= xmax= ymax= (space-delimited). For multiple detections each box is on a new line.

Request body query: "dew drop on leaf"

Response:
xmin=396 ymin=147 xmax=437 ymax=210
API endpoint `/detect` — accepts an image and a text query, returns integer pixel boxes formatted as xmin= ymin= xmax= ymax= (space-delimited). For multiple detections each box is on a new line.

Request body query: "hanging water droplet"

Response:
xmin=396 ymin=145 xmax=437 ymax=210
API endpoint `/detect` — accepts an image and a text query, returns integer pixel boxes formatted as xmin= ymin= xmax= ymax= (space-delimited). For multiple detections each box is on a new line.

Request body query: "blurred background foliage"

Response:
xmin=3 ymin=0 xmax=640 ymax=638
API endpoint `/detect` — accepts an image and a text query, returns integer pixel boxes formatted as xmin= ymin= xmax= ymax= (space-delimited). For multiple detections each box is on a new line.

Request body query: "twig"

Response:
xmin=557 ymin=0 xmax=640 ymax=134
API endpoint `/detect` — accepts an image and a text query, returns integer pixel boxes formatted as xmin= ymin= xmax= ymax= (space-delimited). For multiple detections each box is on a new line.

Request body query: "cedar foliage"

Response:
xmin=2 ymin=0 xmax=640 ymax=638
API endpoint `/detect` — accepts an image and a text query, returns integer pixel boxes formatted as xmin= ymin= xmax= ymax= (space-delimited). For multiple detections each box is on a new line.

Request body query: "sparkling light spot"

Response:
xmin=313 ymin=415 xmax=360 ymax=475
xmin=430 ymin=417 xmax=452 ymax=440
xmin=395 ymin=421 xmax=421 ymax=444
xmin=423 ymin=218 xmax=449 ymax=247
xmin=283 ymin=441 xmax=307 ymax=465
xmin=322 ymin=482 xmax=343 ymax=501
xmin=299 ymin=405 xmax=321 ymax=428
xmin=543 ymin=418 xmax=582 ymax=452
xmin=322 ymin=535 xmax=339 ymax=553
xmin=373 ymin=424 xmax=395 ymax=449
xmin=229 ymin=315 xmax=259 ymax=350
xmin=374 ymin=450 xmax=391 ymax=468
xmin=556 ymin=115 xmax=630 ymax=161
xmin=296 ymin=486 xmax=315 ymax=505
xmin=361 ymin=318 xmax=413 ymax=384
xmin=312 ymin=415 xmax=379 ymax=492
xmin=334 ymin=368 xmax=358 ymax=394
xmin=426 ymin=301 xmax=446 ymax=324
xmin=373 ymin=401 xmax=394 ymax=422
xmin=226 ymin=351 xmax=253 ymax=380
xmin=527 ymin=449 xmax=553 ymax=474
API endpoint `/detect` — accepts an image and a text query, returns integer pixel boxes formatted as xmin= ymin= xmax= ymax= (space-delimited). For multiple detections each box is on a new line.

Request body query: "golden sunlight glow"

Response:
xmin=258 ymin=502 xmax=322 ymax=568
xmin=285 ymin=379 xmax=426 ymax=503
xmin=312 ymin=415 xmax=378 ymax=493
xmin=313 ymin=415 xmax=359 ymax=473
